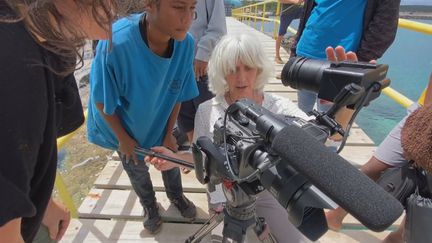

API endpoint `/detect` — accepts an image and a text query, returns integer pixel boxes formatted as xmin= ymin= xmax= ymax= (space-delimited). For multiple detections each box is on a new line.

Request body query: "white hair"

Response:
xmin=207 ymin=34 xmax=274 ymax=96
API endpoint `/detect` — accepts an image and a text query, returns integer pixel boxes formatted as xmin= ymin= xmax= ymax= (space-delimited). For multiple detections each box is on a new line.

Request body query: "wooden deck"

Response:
xmin=62 ymin=18 xmax=395 ymax=242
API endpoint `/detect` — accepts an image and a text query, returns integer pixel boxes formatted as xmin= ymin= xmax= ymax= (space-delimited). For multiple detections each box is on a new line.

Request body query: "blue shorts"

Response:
xmin=278 ymin=6 xmax=303 ymax=36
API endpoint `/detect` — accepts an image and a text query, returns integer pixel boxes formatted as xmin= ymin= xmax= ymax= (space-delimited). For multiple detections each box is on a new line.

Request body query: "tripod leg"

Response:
xmin=185 ymin=211 xmax=224 ymax=243
xmin=254 ymin=216 xmax=277 ymax=243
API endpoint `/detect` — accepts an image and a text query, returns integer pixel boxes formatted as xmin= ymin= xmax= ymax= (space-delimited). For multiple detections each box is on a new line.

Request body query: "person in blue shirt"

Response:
xmin=295 ymin=0 xmax=368 ymax=113
xmin=291 ymin=0 xmax=399 ymax=145
xmin=87 ymin=0 xmax=199 ymax=234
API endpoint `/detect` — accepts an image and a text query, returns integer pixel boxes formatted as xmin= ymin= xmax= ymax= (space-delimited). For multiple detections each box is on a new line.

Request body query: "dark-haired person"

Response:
xmin=87 ymin=0 xmax=199 ymax=234
xmin=0 ymin=0 xmax=131 ymax=242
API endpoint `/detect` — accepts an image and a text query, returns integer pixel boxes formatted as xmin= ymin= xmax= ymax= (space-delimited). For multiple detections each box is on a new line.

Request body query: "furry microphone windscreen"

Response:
xmin=401 ymin=105 xmax=432 ymax=174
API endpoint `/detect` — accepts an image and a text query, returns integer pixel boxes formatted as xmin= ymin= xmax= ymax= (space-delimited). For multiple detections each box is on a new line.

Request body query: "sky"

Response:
xmin=401 ymin=0 xmax=432 ymax=5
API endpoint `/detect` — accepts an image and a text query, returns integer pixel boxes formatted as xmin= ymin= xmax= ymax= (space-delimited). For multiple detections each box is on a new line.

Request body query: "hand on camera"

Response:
xmin=145 ymin=146 xmax=179 ymax=171
xmin=325 ymin=46 xmax=358 ymax=62
xmin=319 ymin=46 xmax=359 ymax=107
xmin=325 ymin=46 xmax=377 ymax=64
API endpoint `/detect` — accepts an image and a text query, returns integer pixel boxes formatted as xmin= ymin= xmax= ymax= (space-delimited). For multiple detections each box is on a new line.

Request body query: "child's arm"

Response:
xmin=163 ymin=103 xmax=181 ymax=151
xmin=96 ymin=103 xmax=139 ymax=163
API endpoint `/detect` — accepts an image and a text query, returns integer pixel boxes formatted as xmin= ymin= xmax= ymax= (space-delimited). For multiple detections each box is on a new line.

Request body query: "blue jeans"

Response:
xmin=119 ymin=152 xmax=183 ymax=208
xmin=297 ymin=89 xmax=332 ymax=114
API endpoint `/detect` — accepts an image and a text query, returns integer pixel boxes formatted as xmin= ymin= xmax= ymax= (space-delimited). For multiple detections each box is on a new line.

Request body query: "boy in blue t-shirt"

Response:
xmin=87 ymin=0 xmax=199 ymax=234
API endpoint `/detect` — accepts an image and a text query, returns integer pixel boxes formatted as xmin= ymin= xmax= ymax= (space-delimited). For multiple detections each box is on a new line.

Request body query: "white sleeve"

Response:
xmin=193 ymin=105 xmax=211 ymax=143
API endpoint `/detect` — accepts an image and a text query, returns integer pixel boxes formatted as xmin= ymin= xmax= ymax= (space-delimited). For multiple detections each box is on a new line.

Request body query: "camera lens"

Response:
xmin=281 ymin=57 xmax=331 ymax=93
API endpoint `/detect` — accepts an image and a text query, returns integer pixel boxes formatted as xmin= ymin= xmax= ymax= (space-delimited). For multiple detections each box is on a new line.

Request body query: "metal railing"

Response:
xmin=232 ymin=1 xmax=432 ymax=108
xmin=232 ymin=0 xmax=296 ymax=38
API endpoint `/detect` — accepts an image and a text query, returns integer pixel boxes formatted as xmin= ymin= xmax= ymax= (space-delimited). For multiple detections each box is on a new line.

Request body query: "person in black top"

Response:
xmin=0 ymin=0 xmax=132 ymax=242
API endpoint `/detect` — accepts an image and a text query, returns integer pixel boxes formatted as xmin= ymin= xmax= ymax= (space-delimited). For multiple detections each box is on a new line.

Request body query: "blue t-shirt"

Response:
xmin=296 ymin=0 xmax=367 ymax=59
xmin=87 ymin=14 xmax=198 ymax=151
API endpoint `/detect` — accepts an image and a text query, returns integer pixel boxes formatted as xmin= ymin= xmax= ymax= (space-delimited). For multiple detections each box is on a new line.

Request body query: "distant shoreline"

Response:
xmin=399 ymin=12 xmax=432 ymax=20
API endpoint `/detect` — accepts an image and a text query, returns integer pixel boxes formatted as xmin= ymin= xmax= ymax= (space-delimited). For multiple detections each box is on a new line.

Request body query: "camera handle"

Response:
xmin=134 ymin=147 xmax=195 ymax=169
xmin=313 ymin=83 xmax=365 ymax=138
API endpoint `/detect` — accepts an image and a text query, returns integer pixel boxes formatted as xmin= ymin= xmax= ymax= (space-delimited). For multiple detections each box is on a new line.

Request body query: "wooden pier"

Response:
xmin=62 ymin=17 xmax=400 ymax=243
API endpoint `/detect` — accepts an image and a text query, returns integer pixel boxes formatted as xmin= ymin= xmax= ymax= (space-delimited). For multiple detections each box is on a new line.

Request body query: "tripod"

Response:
xmin=185 ymin=183 xmax=277 ymax=243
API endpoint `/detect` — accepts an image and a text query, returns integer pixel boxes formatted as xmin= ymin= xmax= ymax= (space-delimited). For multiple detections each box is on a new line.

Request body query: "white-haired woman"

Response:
xmin=147 ymin=34 xmax=311 ymax=242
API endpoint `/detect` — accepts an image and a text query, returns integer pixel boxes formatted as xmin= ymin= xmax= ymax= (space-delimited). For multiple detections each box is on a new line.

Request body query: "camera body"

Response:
xmin=192 ymin=99 xmax=334 ymax=241
xmin=193 ymin=97 xmax=329 ymax=186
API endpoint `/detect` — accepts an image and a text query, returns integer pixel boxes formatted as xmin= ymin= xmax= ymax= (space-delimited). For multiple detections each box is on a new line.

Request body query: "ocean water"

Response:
xmin=358 ymin=19 xmax=432 ymax=143
xmin=248 ymin=18 xmax=432 ymax=144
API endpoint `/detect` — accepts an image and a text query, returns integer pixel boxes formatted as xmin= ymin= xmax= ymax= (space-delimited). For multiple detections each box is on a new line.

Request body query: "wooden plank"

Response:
xmin=94 ymin=160 xmax=206 ymax=192
xmin=268 ymin=91 xmax=298 ymax=102
xmin=319 ymin=229 xmax=388 ymax=243
xmin=62 ymin=219 xmax=392 ymax=243
xmin=339 ymin=146 xmax=375 ymax=168
xmin=264 ymin=84 xmax=296 ymax=92
xmin=62 ymin=219 xmax=263 ymax=243
xmin=346 ymin=128 xmax=374 ymax=146
xmin=340 ymin=213 xmax=404 ymax=229
xmin=78 ymin=189 xmax=209 ymax=223
xmin=62 ymin=219 xmax=213 ymax=243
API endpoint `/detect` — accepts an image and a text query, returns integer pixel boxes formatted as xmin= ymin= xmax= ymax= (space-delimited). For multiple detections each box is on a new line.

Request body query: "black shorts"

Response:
xmin=178 ymin=75 xmax=214 ymax=133
xmin=278 ymin=6 xmax=303 ymax=36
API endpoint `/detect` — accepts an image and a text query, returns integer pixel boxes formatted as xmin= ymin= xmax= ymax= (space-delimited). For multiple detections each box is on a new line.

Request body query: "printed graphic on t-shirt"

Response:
xmin=169 ymin=79 xmax=181 ymax=93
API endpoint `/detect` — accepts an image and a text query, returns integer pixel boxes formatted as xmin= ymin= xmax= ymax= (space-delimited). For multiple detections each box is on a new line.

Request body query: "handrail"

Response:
xmin=54 ymin=110 xmax=88 ymax=218
xmin=382 ymin=87 xmax=414 ymax=108
xmin=398 ymin=18 xmax=432 ymax=35
xmin=232 ymin=0 xmax=296 ymax=38
xmin=232 ymin=2 xmax=431 ymax=108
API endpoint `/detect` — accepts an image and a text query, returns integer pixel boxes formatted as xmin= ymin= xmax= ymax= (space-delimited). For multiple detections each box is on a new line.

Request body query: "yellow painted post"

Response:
xmin=274 ymin=2 xmax=281 ymax=39
xmin=261 ymin=4 xmax=266 ymax=33
xmin=54 ymin=111 xmax=88 ymax=218
xmin=55 ymin=172 xmax=78 ymax=218
xmin=254 ymin=6 xmax=257 ymax=29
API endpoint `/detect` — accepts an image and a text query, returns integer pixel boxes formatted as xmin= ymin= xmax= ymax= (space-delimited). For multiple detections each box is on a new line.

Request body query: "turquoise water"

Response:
xmin=358 ymin=20 xmax=432 ymax=143
xmin=249 ymin=19 xmax=432 ymax=143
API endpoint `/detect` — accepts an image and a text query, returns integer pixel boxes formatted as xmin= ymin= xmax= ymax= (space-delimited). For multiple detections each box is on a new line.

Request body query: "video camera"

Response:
xmin=184 ymin=58 xmax=402 ymax=242
xmin=282 ymin=57 xmax=390 ymax=110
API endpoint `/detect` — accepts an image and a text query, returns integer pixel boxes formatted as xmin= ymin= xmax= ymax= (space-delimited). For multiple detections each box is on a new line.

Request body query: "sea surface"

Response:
xmin=251 ymin=18 xmax=432 ymax=144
